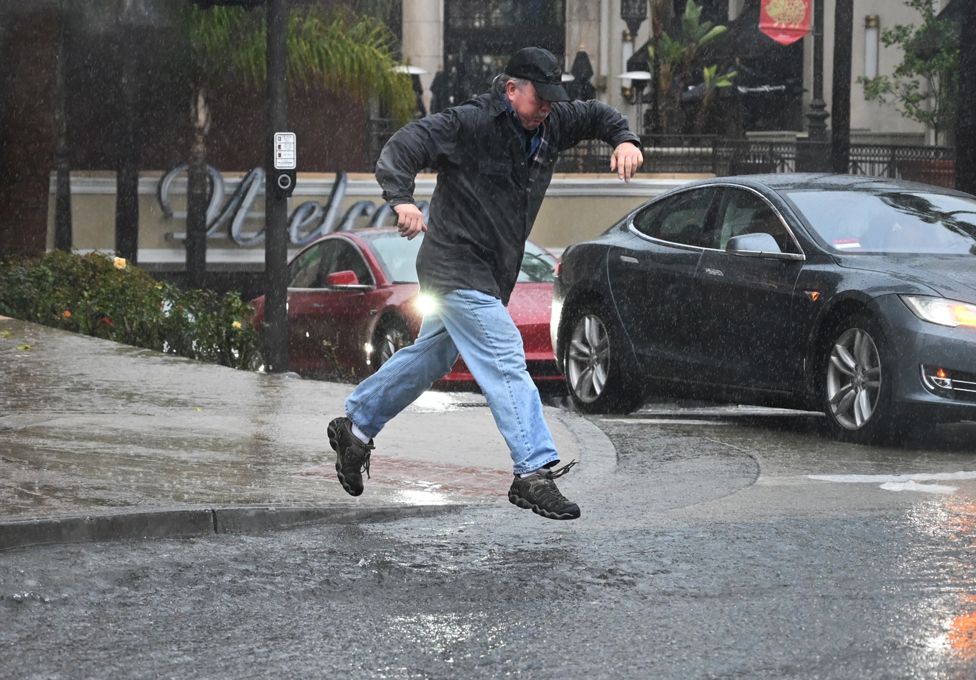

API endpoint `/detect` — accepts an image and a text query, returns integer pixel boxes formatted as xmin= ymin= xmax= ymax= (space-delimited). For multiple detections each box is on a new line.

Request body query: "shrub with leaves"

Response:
xmin=860 ymin=0 xmax=959 ymax=145
xmin=0 ymin=251 xmax=260 ymax=370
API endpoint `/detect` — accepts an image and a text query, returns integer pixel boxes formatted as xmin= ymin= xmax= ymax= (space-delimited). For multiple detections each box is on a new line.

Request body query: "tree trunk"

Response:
xmin=186 ymin=84 xmax=210 ymax=289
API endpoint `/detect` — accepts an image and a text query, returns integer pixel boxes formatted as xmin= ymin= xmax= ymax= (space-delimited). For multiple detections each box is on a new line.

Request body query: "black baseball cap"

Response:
xmin=505 ymin=47 xmax=570 ymax=102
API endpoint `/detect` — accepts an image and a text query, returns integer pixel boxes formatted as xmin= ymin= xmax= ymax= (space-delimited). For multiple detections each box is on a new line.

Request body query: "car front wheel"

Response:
xmin=373 ymin=317 xmax=410 ymax=370
xmin=563 ymin=303 xmax=642 ymax=414
xmin=822 ymin=314 xmax=896 ymax=443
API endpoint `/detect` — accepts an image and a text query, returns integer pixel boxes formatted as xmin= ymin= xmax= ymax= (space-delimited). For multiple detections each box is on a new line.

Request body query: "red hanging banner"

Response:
xmin=759 ymin=0 xmax=812 ymax=46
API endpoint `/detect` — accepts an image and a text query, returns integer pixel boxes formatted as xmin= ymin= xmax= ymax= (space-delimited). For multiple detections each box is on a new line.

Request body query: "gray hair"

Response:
xmin=493 ymin=73 xmax=531 ymax=93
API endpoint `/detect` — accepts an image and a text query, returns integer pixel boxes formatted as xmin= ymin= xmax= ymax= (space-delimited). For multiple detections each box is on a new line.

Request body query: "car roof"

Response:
xmin=306 ymin=227 xmax=552 ymax=251
xmin=684 ymin=173 xmax=972 ymax=198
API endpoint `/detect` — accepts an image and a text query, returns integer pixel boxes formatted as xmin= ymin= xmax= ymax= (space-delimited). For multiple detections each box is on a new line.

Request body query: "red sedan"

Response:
xmin=250 ymin=227 xmax=560 ymax=386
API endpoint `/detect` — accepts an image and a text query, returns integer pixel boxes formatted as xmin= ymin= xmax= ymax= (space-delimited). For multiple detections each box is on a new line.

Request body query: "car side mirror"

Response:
xmin=325 ymin=270 xmax=360 ymax=286
xmin=726 ymin=233 xmax=782 ymax=255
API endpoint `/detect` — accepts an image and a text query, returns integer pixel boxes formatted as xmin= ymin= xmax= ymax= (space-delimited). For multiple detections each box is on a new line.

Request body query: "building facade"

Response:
xmin=401 ymin=0 xmax=943 ymax=144
xmin=0 ymin=0 xmax=956 ymax=265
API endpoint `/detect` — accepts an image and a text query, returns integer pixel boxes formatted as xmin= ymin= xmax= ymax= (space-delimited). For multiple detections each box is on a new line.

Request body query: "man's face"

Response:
xmin=506 ymin=80 xmax=552 ymax=130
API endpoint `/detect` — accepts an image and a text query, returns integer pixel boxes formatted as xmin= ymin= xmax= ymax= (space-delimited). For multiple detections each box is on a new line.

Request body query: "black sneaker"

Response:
xmin=508 ymin=460 xmax=580 ymax=520
xmin=327 ymin=417 xmax=373 ymax=497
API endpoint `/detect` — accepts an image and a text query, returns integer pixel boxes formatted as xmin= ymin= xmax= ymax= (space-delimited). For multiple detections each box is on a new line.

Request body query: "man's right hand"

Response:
xmin=394 ymin=203 xmax=428 ymax=240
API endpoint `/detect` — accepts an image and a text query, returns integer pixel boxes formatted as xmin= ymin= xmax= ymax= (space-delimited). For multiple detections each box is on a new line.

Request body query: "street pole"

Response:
xmin=115 ymin=12 xmax=140 ymax=264
xmin=830 ymin=0 xmax=853 ymax=174
xmin=263 ymin=0 xmax=289 ymax=373
xmin=956 ymin=0 xmax=976 ymax=195
xmin=797 ymin=0 xmax=830 ymax=171
xmin=53 ymin=0 xmax=72 ymax=252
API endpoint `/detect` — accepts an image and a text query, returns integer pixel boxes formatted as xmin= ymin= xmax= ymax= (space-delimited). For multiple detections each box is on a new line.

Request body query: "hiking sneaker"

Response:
xmin=327 ymin=417 xmax=373 ymax=497
xmin=508 ymin=460 xmax=580 ymax=520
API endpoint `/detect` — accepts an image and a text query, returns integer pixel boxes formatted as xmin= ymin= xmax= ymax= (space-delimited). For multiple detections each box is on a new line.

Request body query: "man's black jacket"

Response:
xmin=376 ymin=81 xmax=640 ymax=305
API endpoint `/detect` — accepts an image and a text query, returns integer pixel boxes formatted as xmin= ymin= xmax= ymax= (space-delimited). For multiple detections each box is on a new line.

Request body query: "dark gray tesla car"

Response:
xmin=551 ymin=174 xmax=976 ymax=443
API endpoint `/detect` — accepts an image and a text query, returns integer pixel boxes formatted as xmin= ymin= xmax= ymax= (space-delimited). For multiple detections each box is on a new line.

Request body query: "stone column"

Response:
xmin=565 ymin=0 xmax=603 ymax=92
xmin=401 ymin=0 xmax=442 ymax=112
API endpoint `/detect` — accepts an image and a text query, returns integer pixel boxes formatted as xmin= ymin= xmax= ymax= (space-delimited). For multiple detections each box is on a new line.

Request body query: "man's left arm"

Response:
xmin=553 ymin=100 xmax=644 ymax=181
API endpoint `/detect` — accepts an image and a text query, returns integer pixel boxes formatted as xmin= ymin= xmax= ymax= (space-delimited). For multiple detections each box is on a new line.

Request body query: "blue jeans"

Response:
xmin=345 ymin=289 xmax=559 ymax=475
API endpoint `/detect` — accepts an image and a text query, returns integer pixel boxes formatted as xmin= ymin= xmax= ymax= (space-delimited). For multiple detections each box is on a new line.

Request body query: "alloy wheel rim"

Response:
xmin=378 ymin=329 xmax=403 ymax=366
xmin=826 ymin=327 xmax=882 ymax=430
xmin=567 ymin=313 xmax=611 ymax=403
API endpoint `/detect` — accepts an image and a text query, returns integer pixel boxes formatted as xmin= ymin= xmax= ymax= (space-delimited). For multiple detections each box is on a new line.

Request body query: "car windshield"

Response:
xmin=365 ymin=232 xmax=556 ymax=283
xmin=787 ymin=190 xmax=976 ymax=255
xmin=518 ymin=241 xmax=557 ymax=282
xmin=368 ymin=233 xmax=423 ymax=283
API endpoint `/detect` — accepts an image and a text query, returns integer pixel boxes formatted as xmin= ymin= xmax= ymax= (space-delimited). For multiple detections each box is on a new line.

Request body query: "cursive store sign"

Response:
xmin=157 ymin=165 xmax=430 ymax=247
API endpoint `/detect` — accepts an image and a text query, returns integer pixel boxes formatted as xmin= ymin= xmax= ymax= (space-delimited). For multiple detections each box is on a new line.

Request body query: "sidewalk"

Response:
xmin=0 ymin=316 xmax=611 ymax=551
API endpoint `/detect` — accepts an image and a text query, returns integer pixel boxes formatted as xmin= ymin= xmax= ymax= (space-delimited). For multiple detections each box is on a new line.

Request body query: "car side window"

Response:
xmin=718 ymin=189 xmax=798 ymax=253
xmin=328 ymin=240 xmax=374 ymax=286
xmin=631 ymin=188 xmax=717 ymax=247
xmin=288 ymin=244 xmax=325 ymax=288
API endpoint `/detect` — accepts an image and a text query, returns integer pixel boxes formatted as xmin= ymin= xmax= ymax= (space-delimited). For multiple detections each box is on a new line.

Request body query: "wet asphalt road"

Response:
xmin=3 ymin=402 xmax=976 ymax=680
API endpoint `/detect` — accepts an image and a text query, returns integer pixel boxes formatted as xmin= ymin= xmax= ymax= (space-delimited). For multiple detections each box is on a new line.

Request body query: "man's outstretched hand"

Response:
xmin=610 ymin=142 xmax=644 ymax=182
xmin=394 ymin=203 xmax=428 ymax=239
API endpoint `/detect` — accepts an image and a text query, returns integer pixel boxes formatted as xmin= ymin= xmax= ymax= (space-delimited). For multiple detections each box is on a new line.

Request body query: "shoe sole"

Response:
xmin=328 ymin=420 xmax=363 ymax=497
xmin=508 ymin=493 xmax=580 ymax=520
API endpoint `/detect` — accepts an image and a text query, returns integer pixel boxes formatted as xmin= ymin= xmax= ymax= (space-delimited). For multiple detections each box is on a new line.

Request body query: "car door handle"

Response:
xmin=619 ymin=255 xmax=639 ymax=265
xmin=311 ymin=303 xmax=326 ymax=309
xmin=704 ymin=267 xmax=725 ymax=278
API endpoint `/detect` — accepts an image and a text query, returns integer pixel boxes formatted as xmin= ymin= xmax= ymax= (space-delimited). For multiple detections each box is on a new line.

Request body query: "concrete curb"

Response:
xmin=0 ymin=503 xmax=465 ymax=552
xmin=549 ymin=407 xmax=617 ymax=476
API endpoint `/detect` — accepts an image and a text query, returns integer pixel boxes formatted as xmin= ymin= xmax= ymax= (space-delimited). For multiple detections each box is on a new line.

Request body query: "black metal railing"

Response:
xmin=554 ymin=139 xmax=617 ymax=173
xmin=366 ymin=117 xmax=400 ymax=169
xmin=366 ymin=122 xmax=957 ymax=186
xmin=848 ymin=144 xmax=956 ymax=187
xmin=715 ymin=139 xmax=797 ymax=175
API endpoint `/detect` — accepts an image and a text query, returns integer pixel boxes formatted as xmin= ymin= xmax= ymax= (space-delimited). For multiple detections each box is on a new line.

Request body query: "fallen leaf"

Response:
xmin=16 ymin=343 xmax=31 ymax=351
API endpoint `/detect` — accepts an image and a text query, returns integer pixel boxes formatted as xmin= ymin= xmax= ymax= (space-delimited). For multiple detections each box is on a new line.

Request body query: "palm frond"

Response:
xmin=185 ymin=5 xmax=413 ymax=124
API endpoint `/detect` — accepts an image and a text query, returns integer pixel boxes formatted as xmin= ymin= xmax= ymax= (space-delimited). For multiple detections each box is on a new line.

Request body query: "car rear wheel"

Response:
xmin=822 ymin=314 xmax=896 ymax=443
xmin=373 ymin=316 xmax=410 ymax=370
xmin=564 ymin=302 xmax=643 ymax=414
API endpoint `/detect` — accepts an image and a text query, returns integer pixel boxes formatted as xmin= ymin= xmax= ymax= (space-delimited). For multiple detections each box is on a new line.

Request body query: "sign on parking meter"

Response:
xmin=273 ymin=131 xmax=296 ymax=197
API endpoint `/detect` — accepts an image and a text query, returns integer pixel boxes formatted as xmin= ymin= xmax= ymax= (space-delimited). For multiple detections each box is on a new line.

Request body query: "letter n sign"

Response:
xmin=759 ymin=0 xmax=812 ymax=46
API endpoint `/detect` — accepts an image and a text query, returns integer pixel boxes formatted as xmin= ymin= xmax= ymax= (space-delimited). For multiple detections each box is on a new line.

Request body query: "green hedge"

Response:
xmin=0 ymin=251 xmax=261 ymax=370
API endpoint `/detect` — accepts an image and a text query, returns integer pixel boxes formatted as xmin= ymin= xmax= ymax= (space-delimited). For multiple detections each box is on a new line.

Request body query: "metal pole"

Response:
xmin=53 ymin=0 xmax=72 ymax=252
xmin=797 ymin=0 xmax=830 ymax=171
xmin=263 ymin=0 xmax=289 ymax=372
xmin=115 ymin=15 xmax=140 ymax=264
xmin=830 ymin=0 xmax=853 ymax=174
xmin=957 ymin=0 xmax=976 ymax=195
xmin=806 ymin=0 xmax=829 ymax=144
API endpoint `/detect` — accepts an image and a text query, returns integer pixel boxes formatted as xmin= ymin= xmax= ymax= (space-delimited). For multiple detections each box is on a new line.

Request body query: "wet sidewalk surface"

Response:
xmin=0 ymin=317 xmax=601 ymax=550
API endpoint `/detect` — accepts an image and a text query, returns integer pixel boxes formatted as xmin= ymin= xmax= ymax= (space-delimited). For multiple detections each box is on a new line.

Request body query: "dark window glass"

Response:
xmin=443 ymin=0 xmax=564 ymax=104
xmin=717 ymin=188 xmax=798 ymax=253
xmin=330 ymin=240 xmax=374 ymax=286
xmin=632 ymin=188 xmax=716 ymax=247
xmin=288 ymin=244 xmax=325 ymax=288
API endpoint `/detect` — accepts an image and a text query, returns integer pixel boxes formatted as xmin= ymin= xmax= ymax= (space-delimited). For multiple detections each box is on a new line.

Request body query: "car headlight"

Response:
xmin=414 ymin=292 xmax=439 ymax=316
xmin=900 ymin=295 xmax=976 ymax=328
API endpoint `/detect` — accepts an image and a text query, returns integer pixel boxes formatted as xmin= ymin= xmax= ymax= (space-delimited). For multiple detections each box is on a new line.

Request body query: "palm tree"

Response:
xmin=648 ymin=0 xmax=728 ymax=134
xmin=182 ymin=3 xmax=414 ymax=287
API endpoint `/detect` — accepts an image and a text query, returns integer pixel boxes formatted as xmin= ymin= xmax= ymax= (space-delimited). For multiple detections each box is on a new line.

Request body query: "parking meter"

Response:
xmin=273 ymin=131 xmax=297 ymax=198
